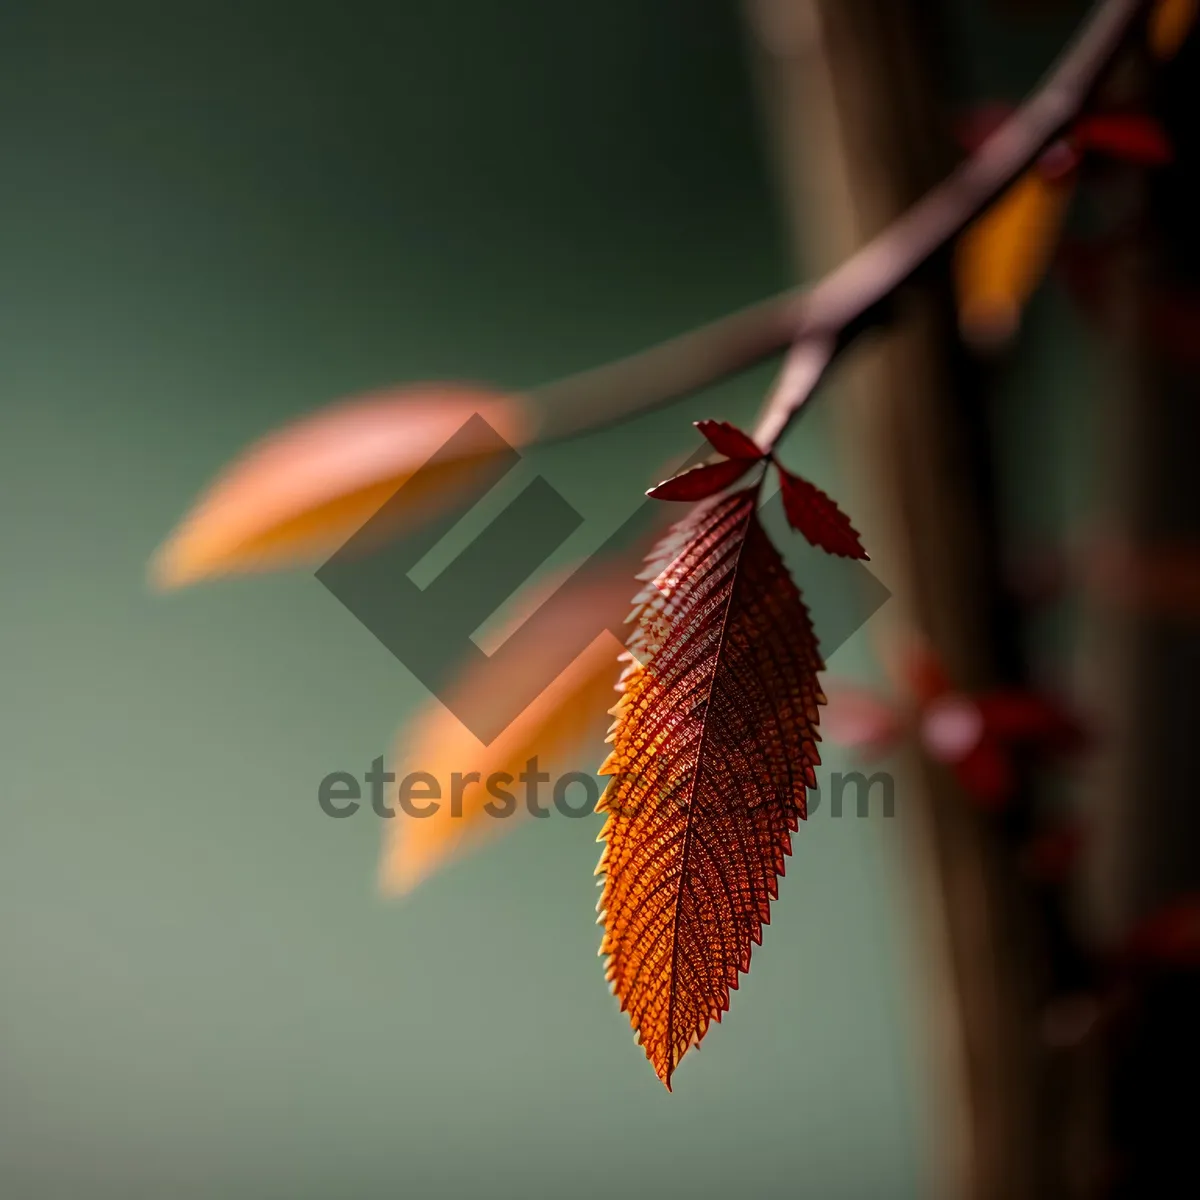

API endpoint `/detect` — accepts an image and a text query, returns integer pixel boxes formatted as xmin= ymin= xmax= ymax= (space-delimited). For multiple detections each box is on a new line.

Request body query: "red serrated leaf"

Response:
xmin=597 ymin=489 xmax=825 ymax=1088
xmin=694 ymin=420 xmax=764 ymax=461
xmin=1074 ymin=114 xmax=1174 ymax=165
xmin=646 ymin=457 xmax=756 ymax=502
xmin=774 ymin=464 xmax=868 ymax=559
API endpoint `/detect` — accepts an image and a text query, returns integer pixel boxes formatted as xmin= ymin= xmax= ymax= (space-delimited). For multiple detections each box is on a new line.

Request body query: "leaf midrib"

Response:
xmin=662 ymin=491 xmax=757 ymax=1086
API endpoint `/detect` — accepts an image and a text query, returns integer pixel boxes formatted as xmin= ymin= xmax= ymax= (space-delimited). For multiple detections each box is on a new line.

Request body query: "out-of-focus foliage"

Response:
xmin=152 ymin=385 xmax=529 ymax=587
xmin=822 ymin=641 xmax=1085 ymax=809
xmin=1150 ymin=0 xmax=1198 ymax=59
xmin=955 ymin=168 xmax=1076 ymax=348
xmin=380 ymin=571 xmax=632 ymax=895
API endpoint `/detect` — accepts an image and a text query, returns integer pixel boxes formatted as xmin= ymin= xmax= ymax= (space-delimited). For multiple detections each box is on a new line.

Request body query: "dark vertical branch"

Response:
xmin=745 ymin=1 xmax=1109 ymax=1196
xmin=1081 ymin=28 xmax=1200 ymax=1196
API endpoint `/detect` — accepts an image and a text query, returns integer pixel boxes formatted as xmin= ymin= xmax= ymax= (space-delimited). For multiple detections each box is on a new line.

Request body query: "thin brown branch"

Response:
xmin=532 ymin=291 xmax=805 ymax=440
xmin=532 ymin=0 xmax=1151 ymax=448
xmin=754 ymin=0 xmax=1151 ymax=449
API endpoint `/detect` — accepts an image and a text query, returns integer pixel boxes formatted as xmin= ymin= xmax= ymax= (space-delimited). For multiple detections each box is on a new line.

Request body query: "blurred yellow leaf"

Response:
xmin=151 ymin=385 xmax=531 ymax=588
xmin=380 ymin=575 xmax=631 ymax=895
xmin=1150 ymin=0 xmax=1197 ymax=59
xmin=955 ymin=169 xmax=1076 ymax=348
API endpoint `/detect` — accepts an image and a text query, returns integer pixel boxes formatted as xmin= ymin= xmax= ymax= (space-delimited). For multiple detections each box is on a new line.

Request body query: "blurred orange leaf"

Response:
xmin=955 ymin=168 xmax=1076 ymax=348
xmin=1149 ymin=0 xmax=1198 ymax=60
xmin=380 ymin=573 xmax=629 ymax=895
xmin=152 ymin=384 xmax=531 ymax=588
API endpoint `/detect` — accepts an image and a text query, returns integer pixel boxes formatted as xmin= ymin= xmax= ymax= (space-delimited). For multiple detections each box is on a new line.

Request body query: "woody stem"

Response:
xmin=752 ymin=0 xmax=1152 ymax=451
xmin=533 ymin=0 xmax=1153 ymax=449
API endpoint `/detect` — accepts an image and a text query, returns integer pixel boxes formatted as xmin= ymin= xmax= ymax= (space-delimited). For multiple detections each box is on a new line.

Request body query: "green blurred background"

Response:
xmin=0 ymin=1 xmax=1029 ymax=1195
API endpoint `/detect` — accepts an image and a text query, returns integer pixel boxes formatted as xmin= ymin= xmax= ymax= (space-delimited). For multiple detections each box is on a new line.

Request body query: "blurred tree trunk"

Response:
xmin=1075 ymin=29 xmax=1200 ymax=1195
xmin=744 ymin=2 xmax=1054 ymax=1196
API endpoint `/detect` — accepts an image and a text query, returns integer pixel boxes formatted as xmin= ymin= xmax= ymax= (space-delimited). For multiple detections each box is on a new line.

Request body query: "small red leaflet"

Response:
xmin=648 ymin=421 xmax=767 ymax=501
xmin=646 ymin=457 xmax=758 ymax=501
xmin=694 ymin=420 xmax=765 ymax=461
xmin=775 ymin=465 xmax=869 ymax=560
xmin=651 ymin=424 xmax=870 ymax=566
